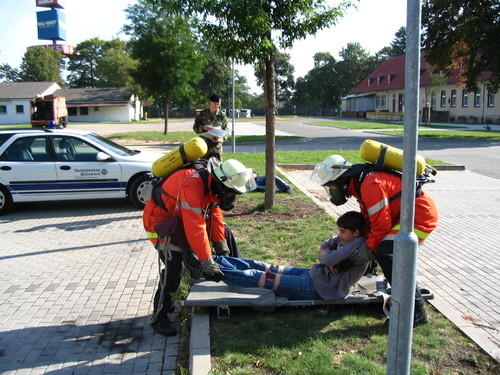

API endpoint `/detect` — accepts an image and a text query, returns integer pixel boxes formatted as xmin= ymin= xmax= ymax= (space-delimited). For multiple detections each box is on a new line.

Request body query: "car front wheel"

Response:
xmin=0 ymin=185 xmax=13 ymax=216
xmin=129 ymin=174 xmax=153 ymax=209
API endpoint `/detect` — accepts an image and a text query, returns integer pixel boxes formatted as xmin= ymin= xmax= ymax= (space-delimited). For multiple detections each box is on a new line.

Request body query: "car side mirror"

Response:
xmin=96 ymin=152 xmax=112 ymax=161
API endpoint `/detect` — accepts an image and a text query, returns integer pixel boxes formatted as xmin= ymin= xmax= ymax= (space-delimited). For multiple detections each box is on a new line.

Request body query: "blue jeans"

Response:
xmin=254 ymin=176 xmax=291 ymax=193
xmin=213 ymin=256 xmax=322 ymax=300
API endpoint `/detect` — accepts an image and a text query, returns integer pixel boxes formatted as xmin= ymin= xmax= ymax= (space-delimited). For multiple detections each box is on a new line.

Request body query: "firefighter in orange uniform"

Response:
xmin=144 ymin=158 xmax=256 ymax=336
xmin=311 ymin=155 xmax=438 ymax=326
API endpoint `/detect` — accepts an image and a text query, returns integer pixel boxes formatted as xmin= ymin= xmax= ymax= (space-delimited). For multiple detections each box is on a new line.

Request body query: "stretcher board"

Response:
xmin=181 ymin=276 xmax=434 ymax=317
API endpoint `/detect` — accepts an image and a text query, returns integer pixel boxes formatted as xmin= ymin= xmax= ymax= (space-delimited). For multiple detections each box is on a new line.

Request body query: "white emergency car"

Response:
xmin=0 ymin=128 xmax=163 ymax=215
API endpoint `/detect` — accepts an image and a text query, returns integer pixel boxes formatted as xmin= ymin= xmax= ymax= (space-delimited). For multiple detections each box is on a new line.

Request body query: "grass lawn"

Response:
xmin=167 ymin=150 xmax=498 ymax=375
xmin=308 ymin=120 xmax=500 ymax=140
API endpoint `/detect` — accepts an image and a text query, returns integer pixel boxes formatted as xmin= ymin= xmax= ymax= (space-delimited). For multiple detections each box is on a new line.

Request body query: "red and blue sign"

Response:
xmin=36 ymin=0 xmax=66 ymax=9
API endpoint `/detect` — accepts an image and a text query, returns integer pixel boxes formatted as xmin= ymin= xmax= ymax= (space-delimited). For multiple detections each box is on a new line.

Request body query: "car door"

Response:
xmin=0 ymin=135 xmax=59 ymax=202
xmin=52 ymin=136 xmax=124 ymax=199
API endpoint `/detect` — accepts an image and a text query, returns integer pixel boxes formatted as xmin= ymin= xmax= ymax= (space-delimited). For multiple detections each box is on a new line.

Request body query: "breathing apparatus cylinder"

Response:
xmin=359 ymin=139 xmax=429 ymax=176
xmin=152 ymin=137 xmax=208 ymax=178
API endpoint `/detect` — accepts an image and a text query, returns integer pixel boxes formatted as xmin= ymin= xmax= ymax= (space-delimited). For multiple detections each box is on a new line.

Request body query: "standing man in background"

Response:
xmin=193 ymin=94 xmax=229 ymax=160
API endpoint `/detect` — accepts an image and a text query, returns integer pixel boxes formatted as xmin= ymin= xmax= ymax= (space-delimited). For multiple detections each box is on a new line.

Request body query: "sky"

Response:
xmin=0 ymin=0 xmax=407 ymax=94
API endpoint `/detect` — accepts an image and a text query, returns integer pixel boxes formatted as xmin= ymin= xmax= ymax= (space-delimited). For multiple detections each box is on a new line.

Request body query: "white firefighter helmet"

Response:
xmin=310 ymin=154 xmax=353 ymax=185
xmin=212 ymin=159 xmax=257 ymax=194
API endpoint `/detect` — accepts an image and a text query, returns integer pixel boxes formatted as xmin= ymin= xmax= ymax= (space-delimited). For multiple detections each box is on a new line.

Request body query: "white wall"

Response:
xmin=69 ymin=105 xmax=132 ymax=123
xmin=0 ymin=99 xmax=32 ymax=124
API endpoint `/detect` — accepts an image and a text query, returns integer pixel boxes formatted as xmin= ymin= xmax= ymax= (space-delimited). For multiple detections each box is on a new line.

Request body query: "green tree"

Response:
xmin=291 ymin=76 xmax=315 ymax=115
xmin=422 ymin=0 xmax=500 ymax=91
xmin=124 ymin=0 xmax=203 ymax=134
xmin=165 ymin=0 xmax=355 ymax=208
xmin=67 ymin=38 xmax=135 ymax=88
xmin=375 ymin=26 xmax=406 ymax=61
xmin=335 ymin=42 xmax=377 ymax=96
xmin=194 ymin=52 xmax=232 ymax=107
xmin=0 ymin=63 xmax=20 ymax=82
xmin=293 ymin=43 xmax=377 ymax=115
xmin=96 ymin=39 xmax=138 ymax=88
xmin=304 ymin=52 xmax=340 ymax=113
xmin=66 ymin=38 xmax=107 ymax=87
xmin=390 ymin=26 xmax=406 ymax=57
xmin=19 ymin=46 xmax=63 ymax=84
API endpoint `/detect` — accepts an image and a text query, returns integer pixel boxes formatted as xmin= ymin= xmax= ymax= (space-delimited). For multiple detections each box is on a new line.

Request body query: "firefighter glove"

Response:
xmin=349 ymin=243 xmax=376 ymax=265
xmin=200 ymin=257 xmax=225 ymax=282
xmin=213 ymin=240 xmax=230 ymax=256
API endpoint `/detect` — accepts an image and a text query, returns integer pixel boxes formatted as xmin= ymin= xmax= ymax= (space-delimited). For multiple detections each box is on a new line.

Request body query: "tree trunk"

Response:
xmin=163 ymin=98 xmax=169 ymax=135
xmin=264 ymin=53 xmax=276 ymax=209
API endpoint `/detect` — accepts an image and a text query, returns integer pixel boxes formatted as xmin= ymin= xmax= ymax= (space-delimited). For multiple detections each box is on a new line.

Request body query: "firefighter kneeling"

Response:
xmin=311 ymin=154 xmax=438 ymax=327
xmin=144 ymin=158 xmax=256 ymax=336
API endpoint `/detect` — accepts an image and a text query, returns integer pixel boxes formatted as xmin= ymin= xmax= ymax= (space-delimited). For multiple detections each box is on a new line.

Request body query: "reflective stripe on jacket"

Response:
xmin=143 ymin=168 xmax=225 ymax=261
xmin=349 ymin=171 xmax=438 ymax=251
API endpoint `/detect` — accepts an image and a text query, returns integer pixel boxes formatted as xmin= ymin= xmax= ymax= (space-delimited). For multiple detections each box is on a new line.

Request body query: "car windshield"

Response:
xmin=84 ymin=133 xmax=140 ymax=156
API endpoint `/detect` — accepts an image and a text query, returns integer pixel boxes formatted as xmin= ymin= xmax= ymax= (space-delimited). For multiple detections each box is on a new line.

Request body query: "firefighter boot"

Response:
xmin=152 ymin=314 xmax=177 ymax=337
xmin=413 ymin=293 xmax=428 ymax=327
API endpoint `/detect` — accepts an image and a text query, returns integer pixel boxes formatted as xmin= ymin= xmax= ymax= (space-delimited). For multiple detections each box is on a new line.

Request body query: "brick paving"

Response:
xmin=0 ymin=201 xmax=183 ymax=374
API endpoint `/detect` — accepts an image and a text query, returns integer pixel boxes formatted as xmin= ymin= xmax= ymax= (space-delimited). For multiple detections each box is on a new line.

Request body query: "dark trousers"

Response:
xmin=153 ymin=224 xmax=240 ymax=316
xmin=375 ymin=240 xmax=425 ymax=308
xmin=225 ymin=224 xmax=241 ymax=258
xmin=154 ymin=251 xmax=183 ymax=317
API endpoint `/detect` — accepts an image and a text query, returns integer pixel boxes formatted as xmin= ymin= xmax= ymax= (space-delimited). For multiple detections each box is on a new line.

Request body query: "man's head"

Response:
xmin=210 ymin=158 xmax=256 ymax=210
xmin=209 ymin=94 xmax=221 ymax=114
xmin=311 ymin=154 xmax=353 ymax=206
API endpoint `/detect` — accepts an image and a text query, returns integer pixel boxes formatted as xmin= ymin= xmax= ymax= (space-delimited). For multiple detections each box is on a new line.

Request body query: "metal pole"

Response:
xmin=386 ymin=0 xmax=421 ymax=374
xmin=231 ymin=59 xmax=236 ymax=153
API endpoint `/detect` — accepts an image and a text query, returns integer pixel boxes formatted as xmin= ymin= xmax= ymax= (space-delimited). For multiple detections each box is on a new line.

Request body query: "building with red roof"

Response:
xmin=342 ymin=55 xmax=498 ymax=124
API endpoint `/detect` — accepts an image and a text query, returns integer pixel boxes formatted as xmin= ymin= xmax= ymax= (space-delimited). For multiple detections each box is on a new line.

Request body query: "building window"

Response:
xmin=381 ymin=95 xmax=387 ymax=108
xmin=68 ymin=107 xmax=77 ymax=116
xmin=80 ymin=107 xmax=89 ymax=116
xmin=474 ymin=91 xmax=481 ymax=107
xmin=376 ymin=95 xmax=381 ymax=107
xmin=16 ymin=105 xmax=24 ymax=113
xmin=440 ymin=90 xmax=446 ymax=107
xmin=431 ymin=92 xmax=437 ymax=108
xmin=368 ymin=78 xmax=375 ymax=86
xmin=378 ymin=76 xmax=385 ymax=84
xmin=451 ymin=89 xmax=457 ymax=107
xmin=487 ymin=92 xmax=495 ymax=107
xmin=462 ymin=90 xmax=468 ymax=107
xmin=0 ymin=105 xmax=6 ymax=114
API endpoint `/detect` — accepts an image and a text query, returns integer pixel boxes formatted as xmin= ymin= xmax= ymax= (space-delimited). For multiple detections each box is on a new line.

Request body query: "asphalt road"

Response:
xmin=73 ymin=117 xmax=500 ymax=180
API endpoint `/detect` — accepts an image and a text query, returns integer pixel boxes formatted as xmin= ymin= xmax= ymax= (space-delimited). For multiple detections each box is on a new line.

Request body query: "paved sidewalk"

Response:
xmin=0 ymin=201 xmax=183 ymax=374
xmin=283 ymin=167 xmax=500 ymax=361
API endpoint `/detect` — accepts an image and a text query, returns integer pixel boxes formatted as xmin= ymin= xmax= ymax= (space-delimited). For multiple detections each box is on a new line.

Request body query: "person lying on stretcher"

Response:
xmin=213 ymin=211 xmax=369 ymax=300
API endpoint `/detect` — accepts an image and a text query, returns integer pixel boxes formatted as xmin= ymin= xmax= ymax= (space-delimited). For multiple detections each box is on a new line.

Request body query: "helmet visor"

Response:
xmin=223 ymin=168 xmax=257 ymax=193
xmin=310 ymin=162 xmax=350 ymax=185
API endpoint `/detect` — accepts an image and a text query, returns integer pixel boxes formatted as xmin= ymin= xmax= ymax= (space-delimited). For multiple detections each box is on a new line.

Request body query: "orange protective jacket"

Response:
xmin=348 ymin=170 xmax=438 ymax=251
xmin=143 ymin=167 xmax=225 ymax=261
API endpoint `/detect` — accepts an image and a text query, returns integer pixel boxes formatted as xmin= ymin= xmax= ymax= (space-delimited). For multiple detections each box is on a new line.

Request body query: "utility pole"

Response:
xmin=386 ymin=0 xmax=422 ymax=373
xmin=231 ymin=59 xmax=236 ymax=153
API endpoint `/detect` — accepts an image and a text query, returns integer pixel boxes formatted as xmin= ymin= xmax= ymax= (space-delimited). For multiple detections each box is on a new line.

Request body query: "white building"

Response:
xmin=0 ymin=82 xmax=61 ymax=124
xmin=0 ymin=82 xmax=142 ymax=125
xmin=55 ymin=87 xmax=142 ymax=123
